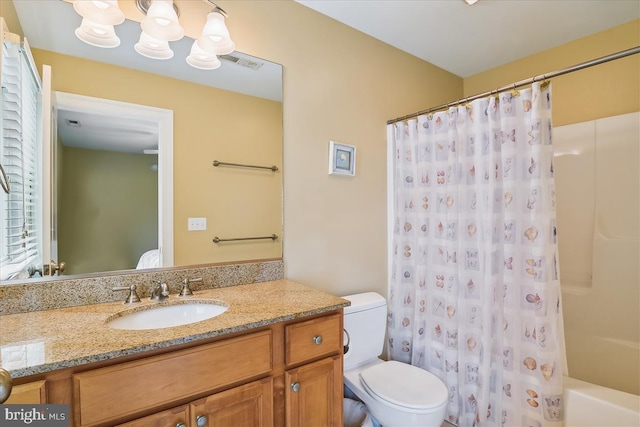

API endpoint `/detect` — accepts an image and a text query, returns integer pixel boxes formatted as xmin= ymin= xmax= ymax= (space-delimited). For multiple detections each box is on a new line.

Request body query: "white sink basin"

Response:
xmin=106 ymin=300 xmax=228 ymax=330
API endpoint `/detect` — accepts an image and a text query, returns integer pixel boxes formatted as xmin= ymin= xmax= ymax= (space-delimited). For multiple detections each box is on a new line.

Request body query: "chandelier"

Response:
xmin=72 ymin=0 xmax=235 ymax=70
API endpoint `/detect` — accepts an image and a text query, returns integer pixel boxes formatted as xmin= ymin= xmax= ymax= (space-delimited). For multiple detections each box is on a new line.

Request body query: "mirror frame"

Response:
xmin=53 ymin=92 xmax=174 ymax=270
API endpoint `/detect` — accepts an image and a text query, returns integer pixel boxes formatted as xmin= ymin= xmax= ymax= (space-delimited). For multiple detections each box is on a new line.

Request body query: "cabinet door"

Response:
xmin=285 ymin=356 xmax=342 ymax=427
xmin=116 ymin=405 xmax=188 ymax=427
xmin=190 ymin=377 xmax=273 ymax=427
xmin=4 ymin=380 xmax=46 ymax=404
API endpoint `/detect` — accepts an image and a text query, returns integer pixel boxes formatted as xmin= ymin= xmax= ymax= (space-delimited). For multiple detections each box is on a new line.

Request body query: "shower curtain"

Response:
xmin=387 ymin=82 xmax=566 ymax=427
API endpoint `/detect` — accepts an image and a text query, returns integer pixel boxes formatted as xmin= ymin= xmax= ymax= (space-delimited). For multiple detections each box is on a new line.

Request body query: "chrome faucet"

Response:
xmin=150 ymin=281 xmax=170 ymax=301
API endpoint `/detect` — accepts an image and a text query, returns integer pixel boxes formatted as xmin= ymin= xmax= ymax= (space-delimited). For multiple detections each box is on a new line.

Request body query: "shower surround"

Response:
xmin=554 ymin=112 xmax=639 ymax=395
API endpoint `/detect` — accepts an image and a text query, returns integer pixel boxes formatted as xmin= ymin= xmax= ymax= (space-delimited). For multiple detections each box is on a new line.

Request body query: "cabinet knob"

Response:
xmin=196 ymin=414 xmax=208 ymax=427
xmin=291 ymin=382 xmax=301 ymax=393
xmin=0 ymin=368 xmax=12 ymax=404
xmin=312 ymin=335 xmax=323 ymax=345
xmin=176 ymin=423 xmax=187 ymax=427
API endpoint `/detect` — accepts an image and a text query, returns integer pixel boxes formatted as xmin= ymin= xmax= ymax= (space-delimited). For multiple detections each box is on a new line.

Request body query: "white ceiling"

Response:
xmin=296 ymin=0 xmax=640 ymax=78
xmin=57 ymin=109 xmax=159 ymax=153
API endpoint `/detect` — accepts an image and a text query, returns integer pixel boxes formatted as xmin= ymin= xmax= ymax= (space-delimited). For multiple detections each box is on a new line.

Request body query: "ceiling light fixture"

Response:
xmin=464 ymin=0 xmax=480 ymax=4
xmin=71 ymin=0 xmax=235 ymax=69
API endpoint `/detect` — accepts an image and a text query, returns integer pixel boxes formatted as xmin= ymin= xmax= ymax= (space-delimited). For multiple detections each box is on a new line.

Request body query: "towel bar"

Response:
xmin=213 ymin=160 xmax=278 ymax=172
xmin=213 ymin=234 xmax=278 ymax=243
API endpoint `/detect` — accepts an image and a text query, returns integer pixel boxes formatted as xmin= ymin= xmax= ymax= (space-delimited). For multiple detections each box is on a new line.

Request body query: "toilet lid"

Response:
xmin=359 ymin=361 xmax=448 ymax=410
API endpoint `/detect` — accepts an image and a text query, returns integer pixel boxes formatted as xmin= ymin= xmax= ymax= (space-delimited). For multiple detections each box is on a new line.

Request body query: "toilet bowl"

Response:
xmin=344 ymin=358 xmax=448 ymax=426
xmin=343 ymin=292 xmax=448 ymax=427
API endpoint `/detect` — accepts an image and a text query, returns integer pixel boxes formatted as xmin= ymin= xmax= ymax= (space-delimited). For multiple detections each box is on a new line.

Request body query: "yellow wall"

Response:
xmin=226 ymin=1 xmax=463 ymax=297
xmin=59 ymin=147 xmax=158 ymax=274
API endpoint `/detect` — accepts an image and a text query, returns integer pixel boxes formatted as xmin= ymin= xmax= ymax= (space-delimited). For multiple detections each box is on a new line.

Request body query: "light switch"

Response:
xmin=188 ymin=217 xmax=207 ymax=231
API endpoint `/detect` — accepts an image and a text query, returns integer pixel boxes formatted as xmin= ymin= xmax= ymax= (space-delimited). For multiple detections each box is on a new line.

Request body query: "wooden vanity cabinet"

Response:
xmin=14 ymin=310 xmax=343 ymax=427
xmin=284 ymin=313 xmax=343 ymax=427
xmin=74 ymin=330 xmax=273 ymax=426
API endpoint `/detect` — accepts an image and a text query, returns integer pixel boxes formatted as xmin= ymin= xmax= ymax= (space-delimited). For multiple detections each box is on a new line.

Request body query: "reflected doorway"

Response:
xmin=51 ymin=93 xmax=173 ymax=275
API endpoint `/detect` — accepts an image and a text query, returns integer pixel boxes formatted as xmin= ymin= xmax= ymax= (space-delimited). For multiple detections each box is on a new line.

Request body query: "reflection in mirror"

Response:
xmin=53 ymin=92 xmax=174 ymax=276
xmin=2 ymin=0 xmax=283 ymax=284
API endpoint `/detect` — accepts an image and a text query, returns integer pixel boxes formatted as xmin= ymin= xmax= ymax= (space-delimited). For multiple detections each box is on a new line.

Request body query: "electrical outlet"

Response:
xmin=188 ymin=217 xmax=207 ymax=231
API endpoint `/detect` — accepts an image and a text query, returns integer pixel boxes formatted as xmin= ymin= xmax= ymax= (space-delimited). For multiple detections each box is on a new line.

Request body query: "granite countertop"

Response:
xmin=0 ymin=280 xmax=349 ymax=378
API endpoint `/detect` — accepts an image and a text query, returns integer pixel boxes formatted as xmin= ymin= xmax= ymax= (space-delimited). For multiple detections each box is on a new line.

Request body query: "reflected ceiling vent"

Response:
xmin=65 ymin=119 xmax=81 ymax=128
xmin=219 ymin=54 xmax=263 ymax=70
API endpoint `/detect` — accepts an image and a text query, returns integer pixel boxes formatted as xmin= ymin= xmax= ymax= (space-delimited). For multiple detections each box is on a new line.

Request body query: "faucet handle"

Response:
xmin=179 ymin=278 xmax=202 ymax=297
xmin=112 ymin=285 xmax=141 ymax=304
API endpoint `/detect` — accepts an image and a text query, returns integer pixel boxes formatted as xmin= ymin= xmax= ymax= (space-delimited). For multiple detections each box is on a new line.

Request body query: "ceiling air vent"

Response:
xmin=219 ymin=54 xmax=263 ymax=70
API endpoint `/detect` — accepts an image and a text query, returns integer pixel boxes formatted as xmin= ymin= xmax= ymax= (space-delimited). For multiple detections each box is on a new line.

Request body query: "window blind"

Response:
xmin=0 ymin=40 xmax=42 ymax=280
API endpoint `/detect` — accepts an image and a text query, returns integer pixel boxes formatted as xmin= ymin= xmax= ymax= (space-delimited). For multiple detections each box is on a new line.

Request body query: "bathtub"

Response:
xmin=563 ymin=377 xmax=640 ymax=426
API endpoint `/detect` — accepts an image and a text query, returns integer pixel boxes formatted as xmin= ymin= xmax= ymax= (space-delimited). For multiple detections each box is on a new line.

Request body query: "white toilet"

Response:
xmin=343 ymin=292 xmax=448 ymax=427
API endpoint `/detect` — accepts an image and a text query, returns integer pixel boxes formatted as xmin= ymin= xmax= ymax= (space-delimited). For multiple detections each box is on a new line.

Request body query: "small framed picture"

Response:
xmin=328 ymin=141 xmax=356 ymax=176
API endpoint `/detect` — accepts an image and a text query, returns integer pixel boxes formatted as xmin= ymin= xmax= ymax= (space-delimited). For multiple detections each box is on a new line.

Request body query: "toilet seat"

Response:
xmin=359 ymin=360 xmax=448 ymax=411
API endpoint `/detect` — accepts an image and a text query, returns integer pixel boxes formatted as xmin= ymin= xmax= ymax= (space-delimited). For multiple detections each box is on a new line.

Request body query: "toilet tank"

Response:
xmin=342 ymin=292 xmax=387 ymax=370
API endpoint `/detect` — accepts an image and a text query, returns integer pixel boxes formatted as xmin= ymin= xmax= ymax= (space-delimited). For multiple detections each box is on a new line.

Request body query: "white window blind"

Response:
xmin=0 ymin=40 xmax=42 ymax=280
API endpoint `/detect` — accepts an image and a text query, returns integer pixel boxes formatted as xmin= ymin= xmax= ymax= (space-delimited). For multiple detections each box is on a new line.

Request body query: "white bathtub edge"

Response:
xmin=563 ymin=376 xmax=640 ymax=427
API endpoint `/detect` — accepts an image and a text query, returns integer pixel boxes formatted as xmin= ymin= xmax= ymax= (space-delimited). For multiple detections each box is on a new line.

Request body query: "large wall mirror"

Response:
xmin=2 ymin=0 xmax=283 ymax=284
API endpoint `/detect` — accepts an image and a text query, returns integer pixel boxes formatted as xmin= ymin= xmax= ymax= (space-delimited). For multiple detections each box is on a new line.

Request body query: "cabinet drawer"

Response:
xmin=74 ymin=330 xmax=272 ymax=426
xmin=285 ymin=314 xmax=341 ymax=366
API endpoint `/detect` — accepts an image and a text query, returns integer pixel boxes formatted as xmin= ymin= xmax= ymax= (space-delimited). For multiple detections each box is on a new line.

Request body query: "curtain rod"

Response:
xmin=387 ymin=46 xmax=640 ymax=125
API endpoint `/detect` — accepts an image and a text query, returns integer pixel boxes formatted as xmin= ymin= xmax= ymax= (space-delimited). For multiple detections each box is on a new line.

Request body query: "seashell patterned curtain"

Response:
xmin=387 ymin=82 xmax=566 ymax=426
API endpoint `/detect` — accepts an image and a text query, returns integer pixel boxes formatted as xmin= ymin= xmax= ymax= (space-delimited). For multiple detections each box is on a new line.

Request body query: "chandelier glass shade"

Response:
xmin=75 ymin=18 xmax=121 ymax=48
xmin=197 ymin=11 xmax=235 ymax=55
xmin=186 ymin=40 xmax=222 ymax=70
xmin=140 ymin=0 xmax=184 ymax=41
xmin=134 ymin=31 xmax=174 ymax=59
